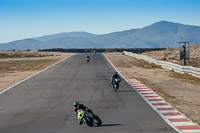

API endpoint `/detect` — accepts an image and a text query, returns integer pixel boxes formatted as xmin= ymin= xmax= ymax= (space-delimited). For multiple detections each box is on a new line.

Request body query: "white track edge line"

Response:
xmin=172 ymin=122 xmax=197 ymax=126
xmin=103 ymin=53 xmax=182 ymax=133
xmin=0 ymin=54 xmax=75 ymax=95
xmin=155 ymin=105 xmax=173 ymax=108
xmin=164 ymin=115 xmax=187 ymax=119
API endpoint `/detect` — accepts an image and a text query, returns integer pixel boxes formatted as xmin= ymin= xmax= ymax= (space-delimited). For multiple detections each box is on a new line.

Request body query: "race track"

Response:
xmin=0 ymin=54 xmax=177 ymax=133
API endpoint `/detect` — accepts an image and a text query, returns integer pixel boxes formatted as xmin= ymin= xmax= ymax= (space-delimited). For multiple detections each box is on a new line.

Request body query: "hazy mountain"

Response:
xmin=0 ymin=39 xmax=41 ymax=50
xmin=87 ymin=21 xmax=200 ymax=48
xmin=34 ymin=31 xmax=97 ymax=41
xmin=1 ymin=21 xmax=200 ymax=50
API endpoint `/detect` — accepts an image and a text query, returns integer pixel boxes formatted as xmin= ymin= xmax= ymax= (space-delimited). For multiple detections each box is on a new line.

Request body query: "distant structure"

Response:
xmin=177 ymin=41 xmax=191 ymax=66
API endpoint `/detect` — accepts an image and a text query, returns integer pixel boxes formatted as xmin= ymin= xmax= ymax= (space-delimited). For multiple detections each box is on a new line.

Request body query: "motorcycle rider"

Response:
xmin=74 ymin=101 xmax=94 ymax=125
xmin=85 ymin=54 xmax=90 ymax=63
xmin=111 ymin=72 xmax=121 ymax=84
xmin=85 ymin=54 xmax=90 ymax=58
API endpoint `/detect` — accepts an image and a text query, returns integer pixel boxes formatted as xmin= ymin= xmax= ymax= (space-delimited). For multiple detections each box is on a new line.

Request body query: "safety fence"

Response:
xmin=123 ymin=51 xmax=200 ymax=78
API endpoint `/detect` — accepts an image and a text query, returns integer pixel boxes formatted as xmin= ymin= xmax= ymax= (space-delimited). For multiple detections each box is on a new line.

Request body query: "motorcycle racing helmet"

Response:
xmin=114 ymin=72 xmax=118 ymax=75
xmin=74 ymin=101 xmax=79 ymax=108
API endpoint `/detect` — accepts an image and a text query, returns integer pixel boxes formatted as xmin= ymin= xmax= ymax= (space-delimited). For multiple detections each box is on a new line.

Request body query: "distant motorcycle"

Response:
xmin=112 ymin=78 xmax=121 ymax=91
xmin=77 ymin=109 xmax=102 ymax=127
xmin=85 ymin=57 xmax=90 ymax=63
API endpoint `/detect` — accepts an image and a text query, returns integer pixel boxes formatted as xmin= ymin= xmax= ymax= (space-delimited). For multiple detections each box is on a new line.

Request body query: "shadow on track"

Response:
xmin=117 ymin=90 xmax=134 ymax=93
xmin=99 ymin=124 xmax=123 ymax=127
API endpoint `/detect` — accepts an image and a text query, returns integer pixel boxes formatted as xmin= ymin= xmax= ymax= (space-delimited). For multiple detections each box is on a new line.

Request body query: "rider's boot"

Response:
xmin=79 ymin=120 xmax=83 ymax=125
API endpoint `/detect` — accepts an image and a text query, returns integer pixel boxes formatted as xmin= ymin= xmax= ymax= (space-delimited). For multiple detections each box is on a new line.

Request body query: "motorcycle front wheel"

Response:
xmin=84 ymin=117 xmax=93 ymax=127
xmin=114 ymin=84 xmax=119 ymax=91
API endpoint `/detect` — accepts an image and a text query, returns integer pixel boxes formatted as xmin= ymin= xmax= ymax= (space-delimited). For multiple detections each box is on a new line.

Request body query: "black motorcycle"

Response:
xmin=85 ymin=57 xmax=90 ymax=63
xmin=112 ymin=78 xmax=121 ymax=91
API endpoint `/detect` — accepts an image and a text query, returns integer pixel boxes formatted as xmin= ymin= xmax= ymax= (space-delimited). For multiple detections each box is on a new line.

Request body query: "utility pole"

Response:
xmin=177 ymin=41 xmax=191 ymax=66
xmin=182 ymin=44 xmax=186 ymax=65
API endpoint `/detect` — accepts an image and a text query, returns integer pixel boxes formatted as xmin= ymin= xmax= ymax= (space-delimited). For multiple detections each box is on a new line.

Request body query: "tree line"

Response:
xmin=39 ymin=48 xmax=165 ymax=53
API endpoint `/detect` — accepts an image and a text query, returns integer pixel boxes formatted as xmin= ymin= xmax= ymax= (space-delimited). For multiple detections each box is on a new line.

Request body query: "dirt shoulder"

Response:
xmin=105 ymin=52 xmax=200 ymax=125
xmin=0 ymin=51 xmax=74 ymax=91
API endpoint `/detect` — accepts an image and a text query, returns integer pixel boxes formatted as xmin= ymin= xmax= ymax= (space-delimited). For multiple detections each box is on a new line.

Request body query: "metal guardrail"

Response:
xmin=123 ymin=51 xmax=200 ymax=78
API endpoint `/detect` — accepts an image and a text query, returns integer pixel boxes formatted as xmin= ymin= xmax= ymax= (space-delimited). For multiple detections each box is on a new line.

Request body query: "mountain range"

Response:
xmin=1 ymin=21 xmax=200 ymax=50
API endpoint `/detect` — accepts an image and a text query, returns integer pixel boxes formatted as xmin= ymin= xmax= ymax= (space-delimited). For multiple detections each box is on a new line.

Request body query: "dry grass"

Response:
xmin=169 ymin=72 xmax=200 ymax=86
xmin=0 ymin=51 xmax=73 ymax=91
xmin=141 ymin=43 xmax=200 ymax=67
xmin=0 ymin=51 xmax=54 ymax=58
xmin=0 ymin=50 xmax=67 ymax=75
xmin=113 ymin=53 xmax=163 ymax=69
xmin=0 ymin=59 xmax=59 ymax=75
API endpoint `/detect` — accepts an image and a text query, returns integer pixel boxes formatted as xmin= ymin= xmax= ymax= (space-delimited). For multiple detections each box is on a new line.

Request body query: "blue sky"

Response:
xmin=0 ymin=0 xmax=200 ymax=43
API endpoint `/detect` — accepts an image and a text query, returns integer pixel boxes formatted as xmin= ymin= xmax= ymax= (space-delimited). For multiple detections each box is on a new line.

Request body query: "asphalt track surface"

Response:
xmin=0 ymin=54 xmax=177 ymax=133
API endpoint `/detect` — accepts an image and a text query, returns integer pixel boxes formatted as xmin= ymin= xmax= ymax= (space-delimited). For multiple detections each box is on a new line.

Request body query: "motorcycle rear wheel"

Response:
xmin=97 ymin=118 xmax=102 ymax=126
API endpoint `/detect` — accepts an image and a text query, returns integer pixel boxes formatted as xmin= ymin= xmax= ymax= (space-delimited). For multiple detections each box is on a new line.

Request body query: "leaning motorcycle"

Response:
xmin=77 ymin=109 xmax=102 ymax=127
xmin=112 ymin=78 xmax=120 ymax=91
xmin=85 ymin=57 xmax=90 ymax=63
